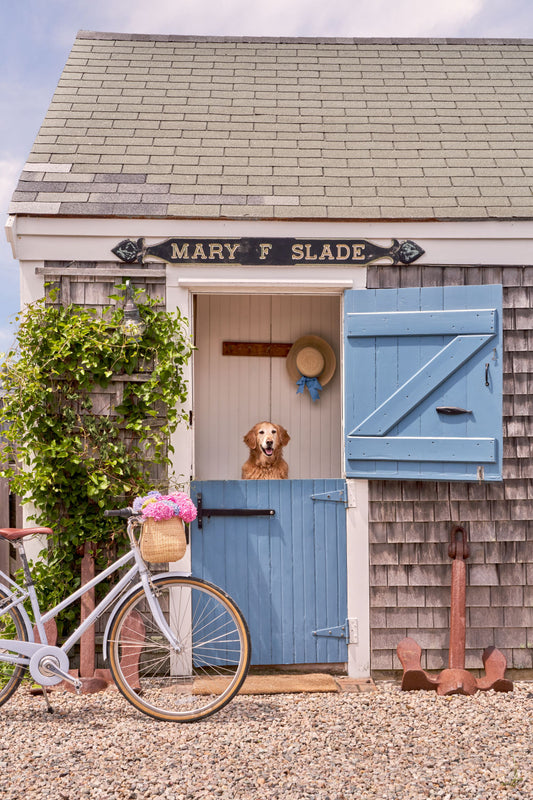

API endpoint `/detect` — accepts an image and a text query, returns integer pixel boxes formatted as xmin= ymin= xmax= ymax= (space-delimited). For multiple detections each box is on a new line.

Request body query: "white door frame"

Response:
xmin=166 ymin=266 xmax=371 ymax=677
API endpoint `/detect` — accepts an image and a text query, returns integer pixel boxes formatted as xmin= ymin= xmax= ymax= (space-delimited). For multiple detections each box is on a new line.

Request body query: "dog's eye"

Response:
xmin=271 ymin=429 xmax=277 ymax=435
xmin=259 ymin=430 xmax=265 ymax=435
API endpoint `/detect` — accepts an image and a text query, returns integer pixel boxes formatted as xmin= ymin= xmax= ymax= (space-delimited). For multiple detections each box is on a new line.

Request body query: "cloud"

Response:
xmin=0 ymin=159 xmax=23 ymax=349
xmin=71 ymin=0 xmax=485 ymax=37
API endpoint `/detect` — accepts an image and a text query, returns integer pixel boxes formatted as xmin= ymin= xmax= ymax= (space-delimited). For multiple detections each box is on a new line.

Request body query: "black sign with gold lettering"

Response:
xmin=112 ymin=237 xmax=424 ymax=266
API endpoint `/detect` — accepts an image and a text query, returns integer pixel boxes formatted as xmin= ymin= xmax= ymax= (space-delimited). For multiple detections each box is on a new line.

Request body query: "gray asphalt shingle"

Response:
xmin=9 ymin=31 xmax=533 ymax=220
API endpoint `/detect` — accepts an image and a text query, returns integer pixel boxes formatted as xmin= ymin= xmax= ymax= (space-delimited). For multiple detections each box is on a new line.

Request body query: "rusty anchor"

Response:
xmin=397 ymin=525 xmax=513 ymax=695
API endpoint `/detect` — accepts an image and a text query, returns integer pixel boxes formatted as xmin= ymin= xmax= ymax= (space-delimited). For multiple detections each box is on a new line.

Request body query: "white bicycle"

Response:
xmin=0 ymin=507 xmax=251 ymax=722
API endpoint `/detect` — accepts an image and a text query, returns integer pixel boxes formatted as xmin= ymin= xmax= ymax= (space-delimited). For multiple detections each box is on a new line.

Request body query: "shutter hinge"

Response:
xmin=310 ymin=488 xmax=346 ymax=504
xmin=312 ymin=618 xmax=358 ymax=644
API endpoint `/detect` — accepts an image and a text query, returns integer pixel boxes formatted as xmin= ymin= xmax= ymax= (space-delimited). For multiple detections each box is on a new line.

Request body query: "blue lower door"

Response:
xmin=190 ymin=479 xmax=347 ymax=666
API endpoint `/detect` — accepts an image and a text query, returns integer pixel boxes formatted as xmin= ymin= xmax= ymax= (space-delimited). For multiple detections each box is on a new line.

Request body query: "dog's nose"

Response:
xmin=266 ymin=439 xmax=273 ymax=447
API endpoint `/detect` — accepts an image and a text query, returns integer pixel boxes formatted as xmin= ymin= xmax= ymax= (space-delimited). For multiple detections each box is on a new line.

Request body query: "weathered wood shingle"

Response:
xmin=367 ymin=264 xmax=533 ymax=672
xmin=9 ymin=33 xmax=533 ymax=220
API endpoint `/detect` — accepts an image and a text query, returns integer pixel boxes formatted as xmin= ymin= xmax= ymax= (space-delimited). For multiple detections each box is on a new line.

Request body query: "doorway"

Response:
xmin=190 ymin=293 xmax=348 ymax=666
xmin=193 ymin=293 xmax=342 ymax=480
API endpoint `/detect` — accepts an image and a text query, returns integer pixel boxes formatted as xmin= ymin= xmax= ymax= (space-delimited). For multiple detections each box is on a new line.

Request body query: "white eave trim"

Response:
xmin=5 ymin=216 xmax=17 ymax=257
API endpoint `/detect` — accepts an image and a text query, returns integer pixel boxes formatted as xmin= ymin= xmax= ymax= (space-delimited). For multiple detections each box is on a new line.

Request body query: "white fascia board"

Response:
xmin=5 ymin=216 xmax=17 ymax=258
xmin=8 ymin=215 xmax=533 ymax=265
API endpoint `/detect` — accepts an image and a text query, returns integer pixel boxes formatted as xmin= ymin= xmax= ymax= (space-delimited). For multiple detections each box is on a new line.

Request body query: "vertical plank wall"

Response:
xmin=194 ymin=294 xmax=342 ymax=480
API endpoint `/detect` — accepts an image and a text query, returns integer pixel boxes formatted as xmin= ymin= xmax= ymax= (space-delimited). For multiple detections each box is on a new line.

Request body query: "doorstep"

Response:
xmin=234 ymin=673 xmax=376 ymax=695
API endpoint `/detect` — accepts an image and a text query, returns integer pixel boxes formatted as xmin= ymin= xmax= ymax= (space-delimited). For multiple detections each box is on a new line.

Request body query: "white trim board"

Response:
xmin=8 ymin=216 xmax=533 ymax=266
xmin=175 ymin=277 xmax=355 ymax=292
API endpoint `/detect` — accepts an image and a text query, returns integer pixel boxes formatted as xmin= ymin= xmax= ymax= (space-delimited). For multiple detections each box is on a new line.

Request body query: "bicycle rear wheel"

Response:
xmin=0 ymin=586 xmax=29 ymax=706
xmin=107 ymin=576 xmax=251 ymax=722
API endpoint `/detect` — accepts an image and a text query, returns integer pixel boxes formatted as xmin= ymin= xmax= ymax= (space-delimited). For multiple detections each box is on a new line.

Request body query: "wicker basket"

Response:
xmin=140 ymin=517 xmax=187 ymax=562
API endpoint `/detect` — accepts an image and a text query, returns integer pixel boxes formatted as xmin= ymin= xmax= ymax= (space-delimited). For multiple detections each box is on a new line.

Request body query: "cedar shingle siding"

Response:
xmin=368 ymin=264 xmax=533 ymax=671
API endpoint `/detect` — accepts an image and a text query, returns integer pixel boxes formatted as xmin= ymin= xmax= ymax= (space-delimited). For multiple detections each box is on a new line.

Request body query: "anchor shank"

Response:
xmin=449 ymin=552 xmax=467 ymax=669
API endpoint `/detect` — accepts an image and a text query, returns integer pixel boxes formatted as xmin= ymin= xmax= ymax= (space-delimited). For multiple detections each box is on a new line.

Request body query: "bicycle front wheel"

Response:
xmin=107 ymin=576 xmax=251 ymax=722
xmin=0 ymin=586 xmax=29 ymax=707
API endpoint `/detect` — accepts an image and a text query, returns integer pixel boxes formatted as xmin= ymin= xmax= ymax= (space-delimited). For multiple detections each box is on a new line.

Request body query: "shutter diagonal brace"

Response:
xmin=349 ymin=333 xmax=495 ymax=437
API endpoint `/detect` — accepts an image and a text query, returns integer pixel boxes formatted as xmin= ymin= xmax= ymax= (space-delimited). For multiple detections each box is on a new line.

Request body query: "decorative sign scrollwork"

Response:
xmin=112 ymin=237 xmax=425 ymax=266
xmin=112 ymin=238 xmax=145 ymax=263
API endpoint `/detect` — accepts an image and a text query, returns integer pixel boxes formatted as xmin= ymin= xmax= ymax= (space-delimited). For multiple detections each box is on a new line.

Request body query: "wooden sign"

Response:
xmin=112 ymin=237 xmax=424 ymax=266
xmin=222 ymin=342 xmax=293 ymax=357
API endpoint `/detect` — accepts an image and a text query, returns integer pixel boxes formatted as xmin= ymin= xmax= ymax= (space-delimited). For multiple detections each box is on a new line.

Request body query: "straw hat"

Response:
xmin=286 ymin=335 xmax=336 ymax=386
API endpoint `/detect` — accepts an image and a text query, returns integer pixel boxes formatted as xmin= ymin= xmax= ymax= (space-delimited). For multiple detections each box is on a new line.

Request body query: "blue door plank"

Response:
xmin=311 ymin=480 xmax=347 ymax=663
xmin=255 ymin=482 xmax=276 ymax=663
xmin=345 ymin=290 xmax=378 ymax=475
xmin=310 ymin=481 xmax=327 ymax=663
xmin=312 ymin=489 xmax=327 ymax=662
xmin=314 ymin=486 xmax=333 ymax=663
xmin=276 ymin=480 xmax=295 ymax=664
xmin=190 ymin=480 xmax=347 ymax=665
xmin=299 ymin=483 xmax=314 ymax=662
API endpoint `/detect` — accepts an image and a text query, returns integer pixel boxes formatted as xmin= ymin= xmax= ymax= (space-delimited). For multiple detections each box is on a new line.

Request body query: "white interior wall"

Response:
xmin=193 ymin=294 xmax=342 ymax=480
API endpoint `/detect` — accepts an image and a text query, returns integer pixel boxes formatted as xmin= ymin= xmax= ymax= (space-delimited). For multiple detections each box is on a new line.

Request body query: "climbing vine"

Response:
xmin=0 ymin=285 xmax=193 ymax=630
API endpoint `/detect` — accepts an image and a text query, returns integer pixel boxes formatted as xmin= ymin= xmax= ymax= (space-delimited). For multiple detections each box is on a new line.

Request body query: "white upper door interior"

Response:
xmin=194 ymin=294 xmax=342 ymax=480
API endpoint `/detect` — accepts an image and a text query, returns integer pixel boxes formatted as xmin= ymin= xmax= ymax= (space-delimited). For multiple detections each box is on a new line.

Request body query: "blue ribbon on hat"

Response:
xmin=296 ymin=375 xmax=323 ymax=401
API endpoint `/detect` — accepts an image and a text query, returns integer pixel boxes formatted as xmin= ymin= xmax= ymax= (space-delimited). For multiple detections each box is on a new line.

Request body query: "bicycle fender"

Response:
xmin=102 ymin=571 xmax=191 ymax=663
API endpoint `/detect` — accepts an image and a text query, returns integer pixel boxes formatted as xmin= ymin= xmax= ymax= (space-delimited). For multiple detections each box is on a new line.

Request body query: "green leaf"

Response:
xmin=1 ymin=285 xmax=192 ymax=636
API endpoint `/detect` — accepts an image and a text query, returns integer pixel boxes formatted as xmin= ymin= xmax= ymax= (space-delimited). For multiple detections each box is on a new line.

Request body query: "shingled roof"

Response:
xmin=9 ymin=32 xmax=533 ymax=221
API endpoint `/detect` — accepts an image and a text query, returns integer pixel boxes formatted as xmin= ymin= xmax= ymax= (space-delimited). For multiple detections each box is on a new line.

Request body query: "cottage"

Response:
xmin=7 ymin=32 xmax=533 ymax=678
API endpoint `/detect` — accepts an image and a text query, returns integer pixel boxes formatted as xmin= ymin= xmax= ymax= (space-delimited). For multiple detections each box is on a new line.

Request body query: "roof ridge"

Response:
xmin=75 ymin=30 xmax=533 ymax=45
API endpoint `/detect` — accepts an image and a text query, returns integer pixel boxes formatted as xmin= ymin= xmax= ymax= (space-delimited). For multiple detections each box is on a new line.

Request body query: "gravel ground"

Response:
xmin=0 ymin=681 xmax=532 ymax=800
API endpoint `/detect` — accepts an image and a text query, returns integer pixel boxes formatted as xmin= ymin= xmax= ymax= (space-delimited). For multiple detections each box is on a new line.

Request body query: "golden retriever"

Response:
xmin=242 ymin=422 xmax=290 ymax=479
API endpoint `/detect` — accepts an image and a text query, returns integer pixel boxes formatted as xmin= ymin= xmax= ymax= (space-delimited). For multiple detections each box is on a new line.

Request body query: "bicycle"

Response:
xmin=0 ymin=507 xmax=251 ymax=722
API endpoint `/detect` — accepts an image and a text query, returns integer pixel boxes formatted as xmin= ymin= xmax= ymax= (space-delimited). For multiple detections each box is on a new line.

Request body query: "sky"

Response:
xmin=1 ymin=0 xmax=533 ymax=350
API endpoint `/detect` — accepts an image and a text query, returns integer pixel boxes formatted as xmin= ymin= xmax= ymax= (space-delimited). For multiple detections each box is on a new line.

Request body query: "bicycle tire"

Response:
xmin=107 ymin=576 xmax=251 ymax=722
xmin=0 ymin=586 xmax=29 ymax=706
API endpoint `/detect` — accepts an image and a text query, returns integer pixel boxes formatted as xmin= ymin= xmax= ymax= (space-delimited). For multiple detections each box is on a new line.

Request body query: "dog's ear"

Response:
xmin=243 ymin=427 xmax=258 ymax=449
xmin=277 ymin=425 xmax=290 ymax=446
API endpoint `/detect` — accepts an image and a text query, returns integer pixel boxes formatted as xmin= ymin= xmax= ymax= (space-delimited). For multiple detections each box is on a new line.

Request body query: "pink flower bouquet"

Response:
xmin=133 ymin=490 xmax=197 ymax=523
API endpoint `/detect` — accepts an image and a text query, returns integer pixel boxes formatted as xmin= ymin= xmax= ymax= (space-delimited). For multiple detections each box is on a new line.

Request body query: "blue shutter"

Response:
xmin=344 ymin=285 xmax=503 ymax=481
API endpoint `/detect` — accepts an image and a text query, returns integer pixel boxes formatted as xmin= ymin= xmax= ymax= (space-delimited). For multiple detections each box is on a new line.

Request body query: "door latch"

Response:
xmin=195 ymin=493 xmax=275 ymax=530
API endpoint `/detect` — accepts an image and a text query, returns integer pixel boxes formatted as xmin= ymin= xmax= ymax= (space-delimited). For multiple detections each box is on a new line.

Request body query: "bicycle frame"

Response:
xmin=0 ymin=520 xmax=184 ymax=670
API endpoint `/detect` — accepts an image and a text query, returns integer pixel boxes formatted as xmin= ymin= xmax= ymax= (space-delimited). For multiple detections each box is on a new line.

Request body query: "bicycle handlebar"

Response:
xmin=104 ymin=507 xmax=134 ymax=519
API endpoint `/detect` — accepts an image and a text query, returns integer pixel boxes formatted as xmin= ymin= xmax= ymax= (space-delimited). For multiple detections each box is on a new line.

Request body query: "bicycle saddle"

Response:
xmin=0 ymin=527 xmax=53 ymax=541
